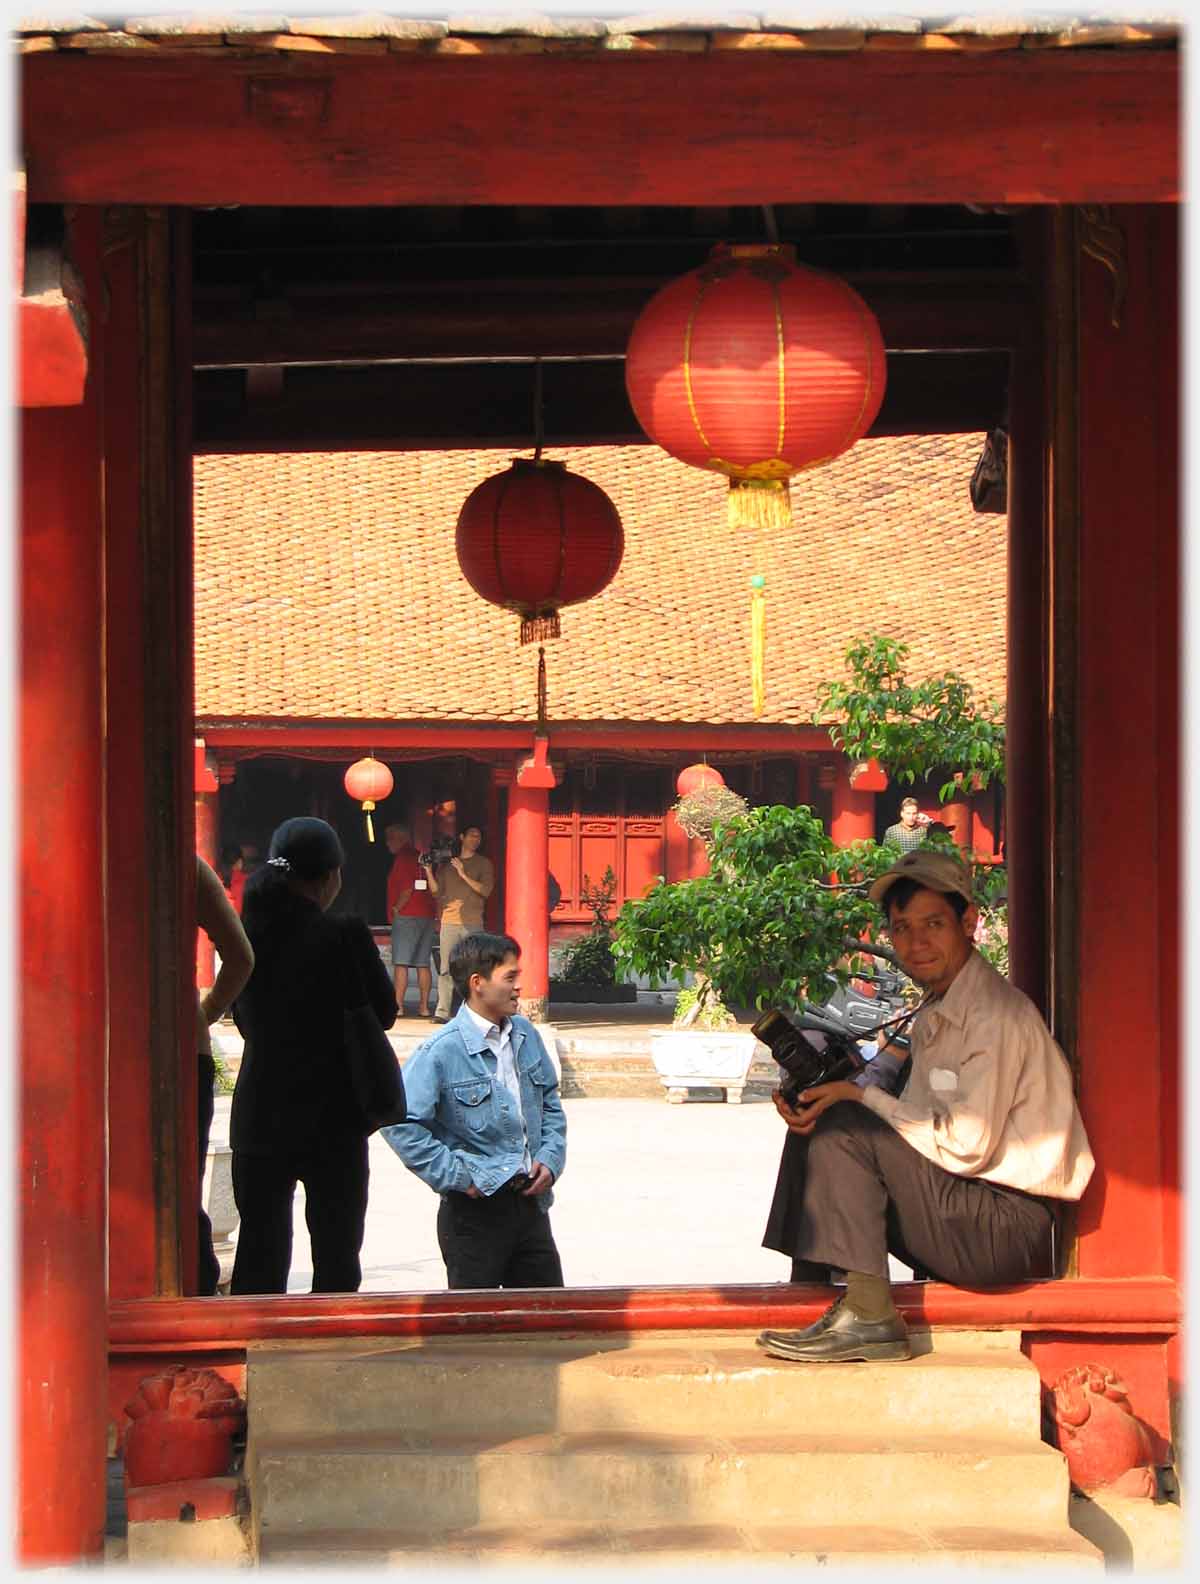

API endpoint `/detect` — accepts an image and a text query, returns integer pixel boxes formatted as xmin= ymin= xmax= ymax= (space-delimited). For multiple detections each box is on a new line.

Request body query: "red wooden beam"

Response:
xmin=19 ymin=293 xmax=88 ymax=408
xmin=22 ymin=51 xmax=1178 ymax=208
xmin=108 ymin=1276 xmax=1180 ymax=1352
xmin=198 ymin=722 xmax=833 ymax=753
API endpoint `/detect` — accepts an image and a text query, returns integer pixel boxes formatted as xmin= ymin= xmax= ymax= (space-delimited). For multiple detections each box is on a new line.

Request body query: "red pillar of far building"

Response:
xmin=505 ymin=777 xmax=552 ymax=1020
xmin=830 ymin=775 xmax=876 ymax=847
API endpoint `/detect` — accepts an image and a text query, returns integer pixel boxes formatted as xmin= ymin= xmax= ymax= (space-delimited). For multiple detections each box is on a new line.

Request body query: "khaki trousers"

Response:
xmin=434 ymin=918 xmax=475 ymax=1018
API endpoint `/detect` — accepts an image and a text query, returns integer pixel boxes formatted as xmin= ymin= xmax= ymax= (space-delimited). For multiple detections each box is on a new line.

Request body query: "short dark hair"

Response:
xmin=449 ymin=931 xmax=520 ymax=996
xmin=883 ymin=877 xmax=968 ymax=922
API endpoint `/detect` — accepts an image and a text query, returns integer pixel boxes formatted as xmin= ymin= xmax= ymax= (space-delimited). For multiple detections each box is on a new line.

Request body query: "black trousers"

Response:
xmin=231 ymin=1131 xmax=370 ymax=1295
xmin=437 ymin=1188 xmax=564 ymax=1289
xmin=197 ymin=1052 xmax=221 ymax=1297
xmin=763 ymin=1103 xmax=1060 ymax=1286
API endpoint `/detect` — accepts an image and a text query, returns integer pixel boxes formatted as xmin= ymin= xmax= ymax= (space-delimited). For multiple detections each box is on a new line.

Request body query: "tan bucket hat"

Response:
xmin=867 ymin=847 xmax=975 ymax=907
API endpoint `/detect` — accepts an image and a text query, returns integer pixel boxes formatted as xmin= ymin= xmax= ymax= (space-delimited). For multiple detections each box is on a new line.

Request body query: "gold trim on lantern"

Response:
xmin=682 ymin=281 xmax=714 ymax=454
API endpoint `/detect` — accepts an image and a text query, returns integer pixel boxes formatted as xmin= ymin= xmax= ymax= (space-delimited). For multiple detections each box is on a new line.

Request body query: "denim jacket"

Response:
xmin=380 ymin=1004 xmax=567 ymax=1210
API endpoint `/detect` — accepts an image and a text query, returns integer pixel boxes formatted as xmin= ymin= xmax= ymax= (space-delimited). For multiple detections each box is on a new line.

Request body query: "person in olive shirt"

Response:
xmin=428 ymin=825 xmax=495 ymax=1023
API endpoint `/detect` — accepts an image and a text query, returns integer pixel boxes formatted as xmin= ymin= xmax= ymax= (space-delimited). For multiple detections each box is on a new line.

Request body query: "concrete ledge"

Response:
xmin=1068 ymin=1490 xmax=1184 ymax=1571
xmin=126 ymin=1511 xmax=251 ymax=1566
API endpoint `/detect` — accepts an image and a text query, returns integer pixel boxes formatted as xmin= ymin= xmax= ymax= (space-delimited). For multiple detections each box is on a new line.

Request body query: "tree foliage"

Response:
xmin=614 ymin=802 xmax=1006 ymax=1012
xmin=814 ymin=633 xmax=1006 ymax=803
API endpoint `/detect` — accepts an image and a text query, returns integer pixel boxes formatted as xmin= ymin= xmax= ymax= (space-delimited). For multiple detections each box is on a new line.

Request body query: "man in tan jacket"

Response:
xmin=428 ymin=825 xmax=495 ymax=1023
xmin=759 ymin=848 xmax=1094 ymax=1363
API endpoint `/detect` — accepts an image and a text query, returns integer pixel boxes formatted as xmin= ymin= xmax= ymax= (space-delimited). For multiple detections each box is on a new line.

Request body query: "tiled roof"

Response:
xmin=12 ymin=9 xmax=1182 ymax=54
xmin=194 ymin=434 xmax=1006 ymax=728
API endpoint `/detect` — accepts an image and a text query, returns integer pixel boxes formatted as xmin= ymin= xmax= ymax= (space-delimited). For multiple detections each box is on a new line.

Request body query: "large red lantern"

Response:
xmin=625 ymin=241 xmax=886 ymax=722
xmin=456 ymin=458 xmax=624 ymax=645
xmin=344 ymin=755 xmax=393 ymax=843
xmin=676 ymin=763 xmax=726 ymax=799
xmin=625 ymin=241 xmax=886 ymax=531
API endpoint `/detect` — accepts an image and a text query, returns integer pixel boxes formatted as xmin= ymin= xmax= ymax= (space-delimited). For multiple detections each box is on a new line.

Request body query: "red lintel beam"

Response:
xmin=22 ymin=51 xmax=1178 ymax=208
xmin=197 ymin=722 xmax=833 ymax=753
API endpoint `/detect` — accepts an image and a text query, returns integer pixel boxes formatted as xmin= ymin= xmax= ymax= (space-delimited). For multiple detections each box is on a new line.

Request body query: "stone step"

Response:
xmin=246 ymin=1331 xmax=1041 ymax=1446
xmin=561 ymin=1073 xmax=669 ymax=1099
xmin=251 ymin=1431 xmax=1072 ymax=1536
xmin=260 ymin=1520 xmax=1104 ymax=1569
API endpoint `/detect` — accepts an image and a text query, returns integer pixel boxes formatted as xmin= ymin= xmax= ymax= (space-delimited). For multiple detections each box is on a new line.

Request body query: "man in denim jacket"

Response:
xmin=381 ymin=931 xmax=567 ymax=1288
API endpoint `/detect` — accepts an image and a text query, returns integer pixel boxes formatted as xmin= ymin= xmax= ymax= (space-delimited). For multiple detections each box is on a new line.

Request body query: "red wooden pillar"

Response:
xmin=1007 ymin=241 xmax=1050 ymax=1008
xmin=506 ymin=779 xmax=550 ymax=1021
xmin=1073 ymin=205 xmax=1176 ymax=1282
xmin=830 ymin=773 xmax=875 ymax=846
xmin=18 ymin=210 xmax=107 ymax=1563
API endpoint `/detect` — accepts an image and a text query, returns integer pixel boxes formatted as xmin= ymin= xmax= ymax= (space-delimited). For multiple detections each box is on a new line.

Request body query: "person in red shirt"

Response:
xmin=385 ymin=821 xmax=437 ymax=1017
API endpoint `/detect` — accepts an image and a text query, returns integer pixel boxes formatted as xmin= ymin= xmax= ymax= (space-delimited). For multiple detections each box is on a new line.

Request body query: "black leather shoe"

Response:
xmin=758 ymin=1297 xmax=910 ymax=1362
xmin=433 ymin=1015 xmax=450 ymax=1025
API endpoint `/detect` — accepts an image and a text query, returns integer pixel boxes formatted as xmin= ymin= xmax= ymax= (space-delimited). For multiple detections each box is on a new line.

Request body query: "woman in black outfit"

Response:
xmin=230 ymin=817 xmax=398 ymax=1294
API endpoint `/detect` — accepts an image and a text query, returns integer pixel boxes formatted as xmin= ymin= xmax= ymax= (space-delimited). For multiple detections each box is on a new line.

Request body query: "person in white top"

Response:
xmin=758 ymin=847 xmax=1094 ymax=1363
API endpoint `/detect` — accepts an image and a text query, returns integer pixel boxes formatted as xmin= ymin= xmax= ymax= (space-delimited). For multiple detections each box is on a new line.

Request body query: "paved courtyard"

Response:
xmin=208 ymin=1091 xmax=912 ymax=1293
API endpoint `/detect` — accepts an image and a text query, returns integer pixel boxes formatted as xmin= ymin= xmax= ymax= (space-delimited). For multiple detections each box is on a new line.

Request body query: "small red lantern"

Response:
xmin=456 ymin=458 xmax=624 ymax=644
xmin=849 ymin=758 xmax=888 ymax=793
xmin=676 ymin=763 xmax=726 ymax=799
xmin=625 ymin=242 xmax=887 ymax=532
xmin=344 ymin=755 xmax=393 ymax=843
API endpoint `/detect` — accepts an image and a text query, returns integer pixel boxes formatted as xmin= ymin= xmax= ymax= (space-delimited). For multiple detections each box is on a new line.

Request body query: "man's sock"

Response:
xmin=843 ymin=1270 xmax=898 ymax=1321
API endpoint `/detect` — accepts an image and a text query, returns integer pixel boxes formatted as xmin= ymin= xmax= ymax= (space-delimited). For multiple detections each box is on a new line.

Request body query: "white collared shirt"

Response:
xmin=463 ymin=1003 xmax=532 ymax=1173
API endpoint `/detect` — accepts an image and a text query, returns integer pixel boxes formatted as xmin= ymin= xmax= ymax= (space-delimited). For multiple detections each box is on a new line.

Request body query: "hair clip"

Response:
xmin=267 ymin=856 xmax=291 ymax=872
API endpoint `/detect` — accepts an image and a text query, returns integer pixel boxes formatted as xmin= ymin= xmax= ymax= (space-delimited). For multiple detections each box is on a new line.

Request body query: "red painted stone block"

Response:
xmin=123 ymin=1365 xmax=245 ymax=1490
xmin=1049 ymin=1362 xmax=1157 ymax=1498
xmin=126 ymin=1476 xmax=239 ymax=1524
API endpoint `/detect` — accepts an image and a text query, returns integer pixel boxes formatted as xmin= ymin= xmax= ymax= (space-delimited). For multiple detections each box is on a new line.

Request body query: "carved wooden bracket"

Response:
xmin=1048 ymin=1362 xmax=1157 ymax=1498
xmin=1080 ymin=205 xmax=1127 ymax=331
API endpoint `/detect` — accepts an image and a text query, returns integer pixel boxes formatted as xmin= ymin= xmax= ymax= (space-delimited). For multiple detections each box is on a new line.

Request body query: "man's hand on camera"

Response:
xmin=772 ymin=1081 xmax=863 ymax=1136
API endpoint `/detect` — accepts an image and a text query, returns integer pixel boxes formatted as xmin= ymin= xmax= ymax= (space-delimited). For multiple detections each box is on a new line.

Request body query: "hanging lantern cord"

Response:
xmin=533 ymin=356 xmax=545 ymax=463
xmin=536 ymin=644 xmax=548 ymax=732
xmin=761 ymin=205 xmax=780 ymax=245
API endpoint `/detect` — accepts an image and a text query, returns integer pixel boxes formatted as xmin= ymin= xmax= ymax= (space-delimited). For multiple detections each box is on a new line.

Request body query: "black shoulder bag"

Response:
xmin=341 ymin=932 xmax=407 ymax=1132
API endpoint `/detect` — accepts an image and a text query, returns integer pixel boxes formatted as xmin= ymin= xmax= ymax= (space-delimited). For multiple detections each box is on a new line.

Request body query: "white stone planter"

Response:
xmin=649 ymin=1031 xmax=760 ymax=1105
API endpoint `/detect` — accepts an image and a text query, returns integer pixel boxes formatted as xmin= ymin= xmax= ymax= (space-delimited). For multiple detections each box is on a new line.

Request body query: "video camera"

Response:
xmin=419 ymin=833 xmax=460 ymax=870
xmin=750 ymin=1006 xmax=866 ymax=1109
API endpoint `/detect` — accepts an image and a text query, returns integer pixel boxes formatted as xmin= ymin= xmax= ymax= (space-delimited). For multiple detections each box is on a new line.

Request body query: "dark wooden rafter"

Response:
xmin=22 ymin=51 xmax=1178 ymax=208
xmin=194 ymin=350 xmax=1010 ymax=451
xmin=193 ymin=276 xmax=1029 ymax=367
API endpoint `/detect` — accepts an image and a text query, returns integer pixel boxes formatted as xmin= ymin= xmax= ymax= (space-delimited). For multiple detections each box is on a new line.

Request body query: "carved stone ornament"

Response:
xmin=1079 ymin=205 xmax=1127 ymax=331
xmin=123 ymin=1364 xmax=246 ymax=1489
xmin=1049 ymin=1362 xmax=1156 ymax=1498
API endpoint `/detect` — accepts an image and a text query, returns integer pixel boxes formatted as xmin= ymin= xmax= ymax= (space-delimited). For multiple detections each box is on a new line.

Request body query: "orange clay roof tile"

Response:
xmin=194 ymin=434 xmax=1005 ymax=728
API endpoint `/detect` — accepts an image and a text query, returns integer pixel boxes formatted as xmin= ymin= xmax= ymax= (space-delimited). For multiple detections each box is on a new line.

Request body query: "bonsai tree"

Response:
xmin=614 ymin=803 xmax=916 ymax=1018
xmin=814 ymin=633 xmax=1006 ymax=803
xmin=668 ymin=782 xmax=749 ymax=1027
xmin=554 ymin=865 xmax=620 ymax=989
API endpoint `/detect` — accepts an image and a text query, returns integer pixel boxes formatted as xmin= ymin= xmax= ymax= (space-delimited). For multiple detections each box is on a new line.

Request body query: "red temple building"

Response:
xmin=15 ymin=10 xmax=1180 ymax=1566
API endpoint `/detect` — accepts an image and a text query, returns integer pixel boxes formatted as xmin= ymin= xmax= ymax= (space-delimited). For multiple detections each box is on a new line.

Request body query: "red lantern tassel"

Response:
xmin=520 ymin=612 xmax=561 ymax=646
xmin=362 ymin=799 xmax=376 ymax=842
xmin=728 ymin=476 xmax=790 ymax=533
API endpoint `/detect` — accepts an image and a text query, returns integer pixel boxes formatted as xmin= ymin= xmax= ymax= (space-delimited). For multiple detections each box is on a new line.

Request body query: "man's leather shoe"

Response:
xmin=757 ymin=1297 xmax=910 ymax=1363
